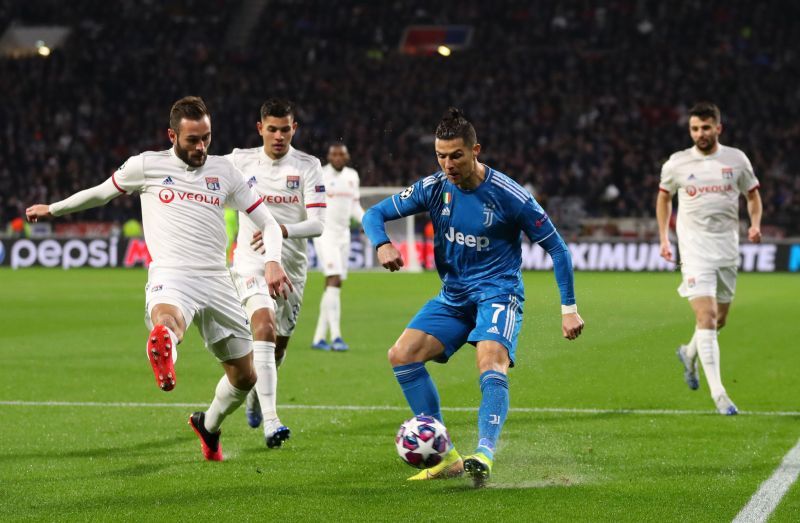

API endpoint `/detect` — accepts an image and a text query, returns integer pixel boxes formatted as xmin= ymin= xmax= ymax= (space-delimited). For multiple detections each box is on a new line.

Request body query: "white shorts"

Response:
xmin=678 ymin=266 xmax=737 ymax=303
xmin=144 ymin=268 xmax=252 ymax=362
xmin=313 ymin=233 xmax=350 ymax=279
xmin=231 ymin=269 xmax=306 ymax=337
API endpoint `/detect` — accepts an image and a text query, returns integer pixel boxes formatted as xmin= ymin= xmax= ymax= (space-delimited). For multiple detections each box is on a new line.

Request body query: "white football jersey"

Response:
xmin=321 ymin=164 xmax=364 ymax=234
xmin=659 ymin=144 xmax=760 ymax=269
xmin=228 ymin=146 xmax=326 ymax=281
xmin=111 ymin=149 xmax=265 ymax=273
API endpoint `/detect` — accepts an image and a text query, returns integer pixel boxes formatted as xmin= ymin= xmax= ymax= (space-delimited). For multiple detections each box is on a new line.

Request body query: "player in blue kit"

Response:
xmin=363 ymin=108 xmax=585 ymax=485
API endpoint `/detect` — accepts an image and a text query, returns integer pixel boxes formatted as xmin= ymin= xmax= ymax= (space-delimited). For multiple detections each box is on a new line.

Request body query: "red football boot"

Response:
xmin=188 ymin=412 xmax=223 ymax=461
xmin=147 ymin=325 xmax=176 ymax=391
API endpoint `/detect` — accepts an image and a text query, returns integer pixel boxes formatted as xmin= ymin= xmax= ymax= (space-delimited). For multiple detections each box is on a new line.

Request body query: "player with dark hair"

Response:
xmin=26 ymin=96 xmax=292 ymax=461
xmin=657 ymin=102 xmax=762 ymax=415
xmin=363 ymin=108 xmax=584 ymax=485
xmin=227 ymin=97 xmax=326 ymax=447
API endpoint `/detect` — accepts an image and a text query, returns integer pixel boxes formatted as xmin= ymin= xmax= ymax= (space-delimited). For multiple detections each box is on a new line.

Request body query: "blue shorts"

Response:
xmin=407 ymin=292 xmax=524 ymax=366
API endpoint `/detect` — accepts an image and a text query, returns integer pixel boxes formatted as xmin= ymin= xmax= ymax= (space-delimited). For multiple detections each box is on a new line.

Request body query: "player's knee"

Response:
xmin=696 ymin=311 xmax=717 ymax=329
xmin=716 ymin=316 xmax=727 ymax=330
xmin=250 ymin=312 xmax=276 ymax=342
xmin=388 ymin=344 xmax=413 ymax=366
xmin=232 ymin=369 xmax=257 ymax=390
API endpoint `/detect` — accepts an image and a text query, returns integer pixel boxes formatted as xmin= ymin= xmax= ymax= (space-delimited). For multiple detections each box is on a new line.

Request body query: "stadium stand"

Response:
xmin=1 ymin=0 xmax=798 ymax=236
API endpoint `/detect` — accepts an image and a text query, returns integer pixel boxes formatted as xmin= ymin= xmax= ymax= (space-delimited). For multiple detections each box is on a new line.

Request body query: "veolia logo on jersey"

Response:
xmin=685 ymin=184 xmax=734 ymax=198
xmin=264 ymin=194 xmax=300 ymax=204
xmin=444 ymin=227 xmax=490 ymax=251
xmin=158 ymin=188 xmax=221 ymax=207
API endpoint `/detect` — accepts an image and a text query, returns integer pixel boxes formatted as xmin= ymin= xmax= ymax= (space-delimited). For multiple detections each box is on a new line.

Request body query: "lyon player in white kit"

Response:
xmin=311 ymin=144 xmax=365 ymax=351
xmin=228 ymin=98 xmax=326 ymax=448
xmin=656 ymin=102 xmax=762 ymax=415
xmin=26 ymin=97 xmax=292 ymax=461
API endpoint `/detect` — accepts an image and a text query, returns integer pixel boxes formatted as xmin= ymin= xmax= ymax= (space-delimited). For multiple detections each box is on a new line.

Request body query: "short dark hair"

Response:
xmin=688 ymin=101 xmax=721 ymax=123
xmin=435 ymin=107 xmax=477 ymax=146
xmin=260 ymin=98 xmax=295 ymax=120
xmin=169 ymin=96 xmax=209 ymax=133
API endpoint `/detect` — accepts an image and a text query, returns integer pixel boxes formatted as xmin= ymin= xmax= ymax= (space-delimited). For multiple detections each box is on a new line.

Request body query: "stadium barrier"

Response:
xmin=1 ymin=235 xmax=799 ymax=272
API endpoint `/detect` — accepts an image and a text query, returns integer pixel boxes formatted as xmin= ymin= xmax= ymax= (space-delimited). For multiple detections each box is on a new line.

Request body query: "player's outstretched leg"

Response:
xmin=244 ymin=388 xmax=262 ymax=428
xmin=146 ymin=325 xmax=178 ymax=391
xmin=464 ymin=370 xmax=509 ymax=486
xmin=188 ymin=411 xmax=223 ymax=461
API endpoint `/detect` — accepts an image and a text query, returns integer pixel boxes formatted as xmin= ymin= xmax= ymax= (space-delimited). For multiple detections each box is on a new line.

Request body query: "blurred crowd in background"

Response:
xmin=1 ymin=0 xmax=799 ymax=237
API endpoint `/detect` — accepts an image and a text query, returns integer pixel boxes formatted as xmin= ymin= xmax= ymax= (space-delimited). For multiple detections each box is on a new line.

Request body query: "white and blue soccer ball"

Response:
xmin=395 ymin=415 xmax=450 ymax=469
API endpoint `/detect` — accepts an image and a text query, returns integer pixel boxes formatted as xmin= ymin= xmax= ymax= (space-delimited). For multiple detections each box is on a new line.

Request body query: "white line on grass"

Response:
xmin=732 ymin=437 xmax=800 ymax=523
xmin=1 ymin=400 xmax=799 ymax=417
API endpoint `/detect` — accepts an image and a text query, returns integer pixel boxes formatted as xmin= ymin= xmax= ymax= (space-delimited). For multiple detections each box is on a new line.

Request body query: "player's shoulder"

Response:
xmin=344 ymin=166 xmax=360 ymax=179
xmin=136 ymin=150 xmax=171 ymax=172
xmin=205 ymin=155 xmax=244 ymax=178
xmin=228 ymin=146 xmax=260 ymax=160
xmin=662 ymin=147 xmax=696 ymax=171
xmin=421 ymin=171 xmax=446 ymax=189
xmin=487 ymin=167 xmax=530 ymax=204
xmin=718 ymin=144 xmax=751 ymax=164
xmin=290 ymin=147 xmax=322 ymax=169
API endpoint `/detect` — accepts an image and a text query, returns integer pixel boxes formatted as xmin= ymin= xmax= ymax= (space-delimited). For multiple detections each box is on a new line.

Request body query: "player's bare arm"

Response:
xmin=746 ymin=189 xmax=763 ymax=243
xmin=377 ymin=243 xmax=404 ymax=272
xmin=655 ymin=190 xmax=674 ymax=261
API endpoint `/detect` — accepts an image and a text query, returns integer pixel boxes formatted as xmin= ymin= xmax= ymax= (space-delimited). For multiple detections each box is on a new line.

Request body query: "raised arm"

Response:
xmin=26 ymin=177 xmax=124 ymax=222
xmin=363 ymin=184 xmax=426 ymax=272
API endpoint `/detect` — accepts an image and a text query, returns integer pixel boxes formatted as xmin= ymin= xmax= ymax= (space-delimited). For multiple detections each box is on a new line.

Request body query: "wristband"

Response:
xmin=375 ymin=241 xmax=391 ymax=251
xmin=561 ymin=304 xmax=578 ymax=315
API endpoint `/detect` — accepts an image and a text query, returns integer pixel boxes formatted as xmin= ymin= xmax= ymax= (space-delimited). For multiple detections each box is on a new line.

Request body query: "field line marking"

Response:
xmin=1 ymin=400 xmax=799 ymax=417
xmin=732 ymin=437 xmax=800 ymax=523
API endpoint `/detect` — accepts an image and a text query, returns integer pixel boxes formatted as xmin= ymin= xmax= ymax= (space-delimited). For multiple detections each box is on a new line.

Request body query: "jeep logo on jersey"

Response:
xmin=444 ymin=227 xmax=490 ymax=251
xmin=159 ymin=188 xmax=175 ymax=203
xmin=205 ymin=177 xmax=220 ymax=191
xmin=286 ymin=176 xmax=300 ymax=189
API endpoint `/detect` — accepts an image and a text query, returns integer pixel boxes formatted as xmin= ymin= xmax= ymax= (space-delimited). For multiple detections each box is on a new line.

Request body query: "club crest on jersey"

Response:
xmin=205 ymin=177 xmax=220 ymax=191
xmin=286 ymin=176 xmax=300 ymax=190
xmin=314 ymin=185 xmax=326 ymax=193
xmin=482 ymin=203 xmax=494 ymax=227
xmin=721 ymin=167 xmax=733 ymax=179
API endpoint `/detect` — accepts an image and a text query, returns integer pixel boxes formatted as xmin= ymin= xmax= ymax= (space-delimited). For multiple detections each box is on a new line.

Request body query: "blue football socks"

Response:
xmin=393 ymin=362 xmax=443 ymax=423
xmin=476 ymin=370 xmax=509 ymax=460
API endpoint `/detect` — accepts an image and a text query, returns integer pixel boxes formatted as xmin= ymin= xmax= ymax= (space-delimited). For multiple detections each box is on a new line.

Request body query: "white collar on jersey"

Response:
xmin=168 ymin=147 xmax=199 ymax=171
xmin=691 ymin=143 xmax=724 ymax=160
xmin=260 ymin=145 xmax=295 ymax=165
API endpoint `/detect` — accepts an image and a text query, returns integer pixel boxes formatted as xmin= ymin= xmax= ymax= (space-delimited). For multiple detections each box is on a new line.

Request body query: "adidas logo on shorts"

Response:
xmin=486 ymin=326 xmax=500 ymax=335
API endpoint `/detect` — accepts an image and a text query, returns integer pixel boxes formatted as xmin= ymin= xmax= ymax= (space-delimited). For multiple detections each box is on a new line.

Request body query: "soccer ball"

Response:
xmin=395 ymin=415 xmax=450 ymax=469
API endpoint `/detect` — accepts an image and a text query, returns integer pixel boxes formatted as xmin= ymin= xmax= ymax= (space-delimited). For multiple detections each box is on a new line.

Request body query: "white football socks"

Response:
xmin=204 ymin=375 xmax=249 ymax=433
xmin=684 ymin=331 xmax=698 ymax=360
xmin=313 ymin=293 xmax=329 ymax=342
xmin=253 ymin=341 xmax=278 ymax=422
xmin=695 ymin=328 xmax=726 ymax=398
xmin=326 ymin=287 xmax=342 ymax=340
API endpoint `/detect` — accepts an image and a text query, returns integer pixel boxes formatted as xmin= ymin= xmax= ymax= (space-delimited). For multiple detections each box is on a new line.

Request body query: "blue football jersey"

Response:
xmin=373 ymin=167 xmax=556 ymax=300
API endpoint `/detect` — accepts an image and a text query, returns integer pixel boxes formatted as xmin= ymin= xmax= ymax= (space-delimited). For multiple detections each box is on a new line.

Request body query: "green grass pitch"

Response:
xmin=1 ymin=268 xmax=799 ymax=521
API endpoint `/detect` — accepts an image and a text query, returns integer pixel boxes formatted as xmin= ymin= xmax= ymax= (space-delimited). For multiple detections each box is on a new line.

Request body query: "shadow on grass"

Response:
xmin=1 ymin=434 xmax=188 ymax=460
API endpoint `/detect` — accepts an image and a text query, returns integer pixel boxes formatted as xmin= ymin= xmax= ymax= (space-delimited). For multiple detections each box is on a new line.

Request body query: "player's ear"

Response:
xmin=167 ymin=128 xmax=176 ymax=144
xmin=256 ymin=121 xmax=264 ymax=135
xmin=473 ymin=143 xmax=481 ymax=156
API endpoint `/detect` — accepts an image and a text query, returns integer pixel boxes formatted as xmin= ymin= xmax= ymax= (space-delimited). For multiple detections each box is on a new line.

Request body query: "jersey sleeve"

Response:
xmin=363 ymin=178 xmax=430 ymax=246
xmin=304 ymin=159 xmax=327 ymax=211
xmin=517 ymin=195 xmax=557 ymax=244
xmin=737 ymin=153 xmax=760 ymax=193
xmin=111 ymin=155 xmax=145 ymax=195
xmin=350 ymin=171 xmax=365 ymax=224
xmin=658 ymin=158 xmax=677 ymax=195
xmin=226 ymin=163 xmax=264 ymax=215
